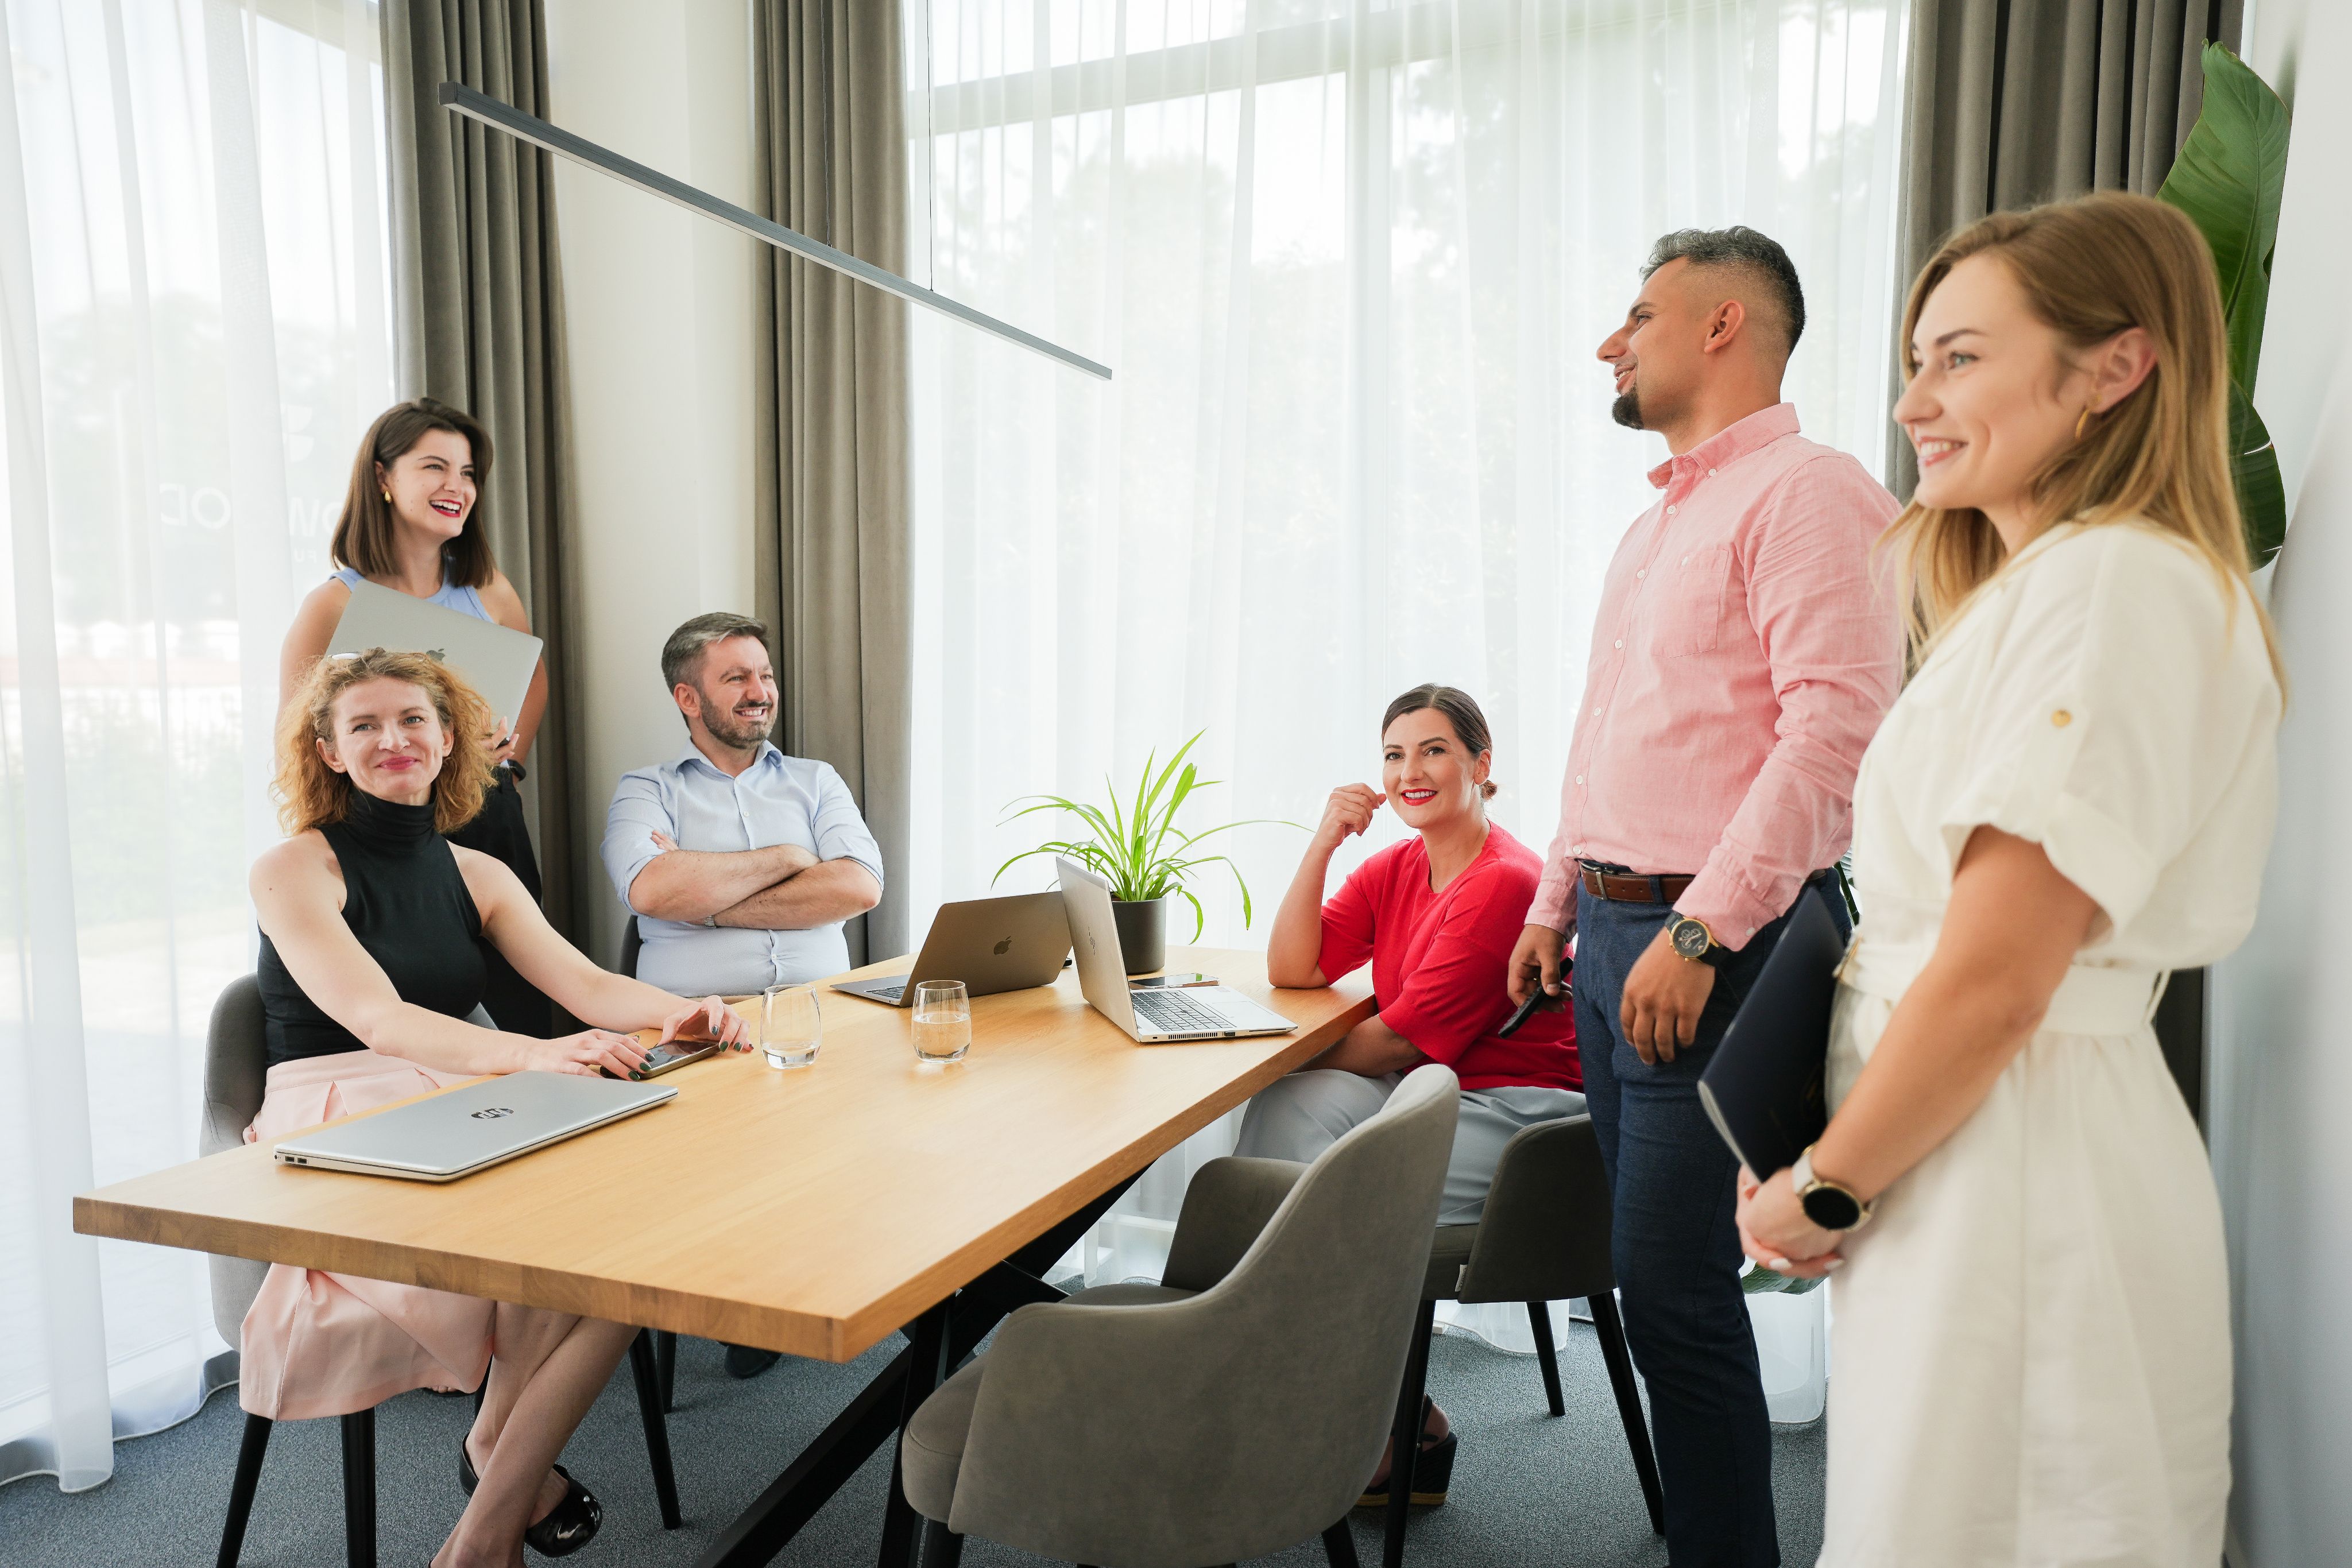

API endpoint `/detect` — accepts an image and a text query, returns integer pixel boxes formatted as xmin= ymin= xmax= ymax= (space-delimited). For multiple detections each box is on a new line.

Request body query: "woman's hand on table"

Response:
xmin=1735 ymin=1164 xmax=1844 ymax=1278
xmin=532 ymin=1029 xmax=652 ymax=1080
xmin=657 ymin=994 xmax=752 ymax=1052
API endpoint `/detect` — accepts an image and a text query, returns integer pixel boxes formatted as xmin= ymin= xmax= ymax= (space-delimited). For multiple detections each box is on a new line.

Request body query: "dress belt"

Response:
xmin=1577 ymin=862 xmax=1832 ymax=906
xmin=1837 ymin=939 xmax=2169 ymax=1036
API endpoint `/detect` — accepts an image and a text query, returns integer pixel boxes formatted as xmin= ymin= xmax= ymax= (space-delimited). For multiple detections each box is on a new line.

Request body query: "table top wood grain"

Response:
xmin=73 ymin=947 xmax=1371 ymax=1361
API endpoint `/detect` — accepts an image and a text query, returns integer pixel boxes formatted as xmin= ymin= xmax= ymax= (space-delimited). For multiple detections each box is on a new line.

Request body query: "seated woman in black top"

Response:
xmin=247 ymin=648 xmax=748 ymax=1568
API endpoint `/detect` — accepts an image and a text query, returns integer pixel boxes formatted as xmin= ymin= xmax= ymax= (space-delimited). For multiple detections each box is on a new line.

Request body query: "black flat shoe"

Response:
xmin=725 ymin=1342 xmax=783 ymax=1379
xmin=458 ymin=1435 xmax=482 ymax=1495
xmin=458 ymin=1439 xmax=603 ymax=1557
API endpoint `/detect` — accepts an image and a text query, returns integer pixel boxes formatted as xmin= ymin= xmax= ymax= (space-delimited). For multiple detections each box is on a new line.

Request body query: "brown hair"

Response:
xmin=331 ymin=398 xmax=497 ymax=588
xmin=1887 ymin=192 xmax=2281 ymax=684
xmin=275 ymin=648 xmax=496 ymax=836
xmin=661 ymin=611 xmax=771 ymax=694
xmin=1380 ymin=684 xmax=1498 ymax=799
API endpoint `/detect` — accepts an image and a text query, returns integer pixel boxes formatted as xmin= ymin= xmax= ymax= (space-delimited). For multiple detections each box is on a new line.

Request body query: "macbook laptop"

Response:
xmin=1056 ymin=856 xmax=1295 ymax=1042
xmin=331 ymin=579 xmax=545 ymax=734
xmin=272 ymin=1072 xmax=674 ymax=1182
xmin=833 ymin=892 xmax=1072 ymax=1006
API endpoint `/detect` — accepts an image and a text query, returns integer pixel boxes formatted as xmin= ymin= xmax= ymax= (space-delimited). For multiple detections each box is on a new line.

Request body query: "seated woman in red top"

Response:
xmin=1244 ymin=683 xmax=1582 ymax=1503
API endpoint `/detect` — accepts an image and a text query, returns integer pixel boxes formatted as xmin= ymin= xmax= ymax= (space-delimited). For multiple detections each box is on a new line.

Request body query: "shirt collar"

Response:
xmin=673 ymin=737 xmax=784 ymax=780
xmin=1646 ymin=402 xmax=1800 ymax=491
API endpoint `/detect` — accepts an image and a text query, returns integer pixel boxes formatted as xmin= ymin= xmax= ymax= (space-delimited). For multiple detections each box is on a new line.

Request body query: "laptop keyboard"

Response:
xmin=1129 ymin=986 xmax=1230 ymax=1034
xmin=868 ymin=982 xmax=906 ymax=1002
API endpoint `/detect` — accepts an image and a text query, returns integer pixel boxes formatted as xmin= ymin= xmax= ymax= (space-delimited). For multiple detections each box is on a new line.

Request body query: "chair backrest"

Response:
xmin=202 ymin=975 xmax=272 ymax=1342
xmin=620 ymin=914 xmax=643 ymax=978
xmin=1457 ymin=1112 xmax=1615 ymax=1304
xmin=956 ymin=1063 xmax=1459 ymax=1565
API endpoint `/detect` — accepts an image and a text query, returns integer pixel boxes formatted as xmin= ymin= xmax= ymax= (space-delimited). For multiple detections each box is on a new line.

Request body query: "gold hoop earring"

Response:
xmin=2075 ymin=406 xmax=2095 ymax=440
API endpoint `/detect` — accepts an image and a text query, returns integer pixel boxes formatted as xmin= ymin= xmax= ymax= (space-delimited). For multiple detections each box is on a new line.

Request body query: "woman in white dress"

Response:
xmin=1734 ymin=191 xmax=2283 ymax=1565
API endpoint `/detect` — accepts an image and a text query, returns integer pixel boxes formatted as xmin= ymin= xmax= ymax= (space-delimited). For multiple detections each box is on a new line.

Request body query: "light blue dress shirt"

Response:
xmin=602 ymin=741 xmax=885 ymax=995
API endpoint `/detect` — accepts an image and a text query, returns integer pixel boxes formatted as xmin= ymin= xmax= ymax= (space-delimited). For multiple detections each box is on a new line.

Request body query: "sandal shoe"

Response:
xmin=458 ymin=1439 xmax=603 ymax=1557
xmin=1356 ymin=1397 xmax=1456 ymax=1508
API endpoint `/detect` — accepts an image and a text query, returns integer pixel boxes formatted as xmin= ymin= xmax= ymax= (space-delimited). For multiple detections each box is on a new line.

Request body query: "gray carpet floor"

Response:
xmin=0 ymin=1324 xmax=1824 ymax=1567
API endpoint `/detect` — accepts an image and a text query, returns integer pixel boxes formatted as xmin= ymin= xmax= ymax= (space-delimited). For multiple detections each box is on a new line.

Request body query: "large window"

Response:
xmin=1 ymin=0 xmax=392 ymax=1490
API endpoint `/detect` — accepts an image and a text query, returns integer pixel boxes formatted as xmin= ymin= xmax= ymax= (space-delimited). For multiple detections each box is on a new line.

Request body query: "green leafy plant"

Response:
xmin=992 ymin=732 xmax=1296 ymax=939
xmin=1742 ymin=1264 xmax=1826 ymax=1298
xmin=2157 ymin=42 xmax=2292 ymax=567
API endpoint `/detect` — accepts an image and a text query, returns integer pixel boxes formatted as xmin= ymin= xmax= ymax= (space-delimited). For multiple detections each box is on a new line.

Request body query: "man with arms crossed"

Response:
xmin=603 ymin=611 xmax=884 ymax=1376
xmin=1508 ymin=230 xmax=1900 ymax=1566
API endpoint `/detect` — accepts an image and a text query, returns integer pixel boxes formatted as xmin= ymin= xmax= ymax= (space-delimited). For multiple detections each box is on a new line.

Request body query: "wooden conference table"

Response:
xmin=75 ymin=946 xmax=1374 ymax=1567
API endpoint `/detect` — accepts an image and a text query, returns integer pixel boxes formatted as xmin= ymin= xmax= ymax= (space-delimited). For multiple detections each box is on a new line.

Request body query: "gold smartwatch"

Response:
xmin=1791 ymin=1144 xmax=1874 ymax=1233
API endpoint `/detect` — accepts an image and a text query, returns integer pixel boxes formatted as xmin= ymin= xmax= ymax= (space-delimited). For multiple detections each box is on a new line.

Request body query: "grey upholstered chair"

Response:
xmin=1379 ymin=1113 xmax=1665 ymax=1566
xmin=899 ymin=1062 xmax=1461 ymax=1568
xmin=202 ymin=975 xmax=682 ymax=1567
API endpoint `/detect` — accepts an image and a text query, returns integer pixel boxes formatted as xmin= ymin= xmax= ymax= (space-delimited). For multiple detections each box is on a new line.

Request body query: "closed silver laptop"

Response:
xmin=330 ymin=578 xmax=545 ymax=734
xmin=1057 ymin=857 xmax=1295 ymax=1042
xmin=833 ymin=892 xmax=1071 ymax=1006
xmin=272 ymin=1072 xmax=675 ymax=1182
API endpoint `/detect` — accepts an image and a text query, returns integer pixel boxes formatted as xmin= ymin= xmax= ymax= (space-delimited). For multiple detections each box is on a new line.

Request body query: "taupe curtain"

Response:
xmin=1890 ymin=0 xmax=2243 ymax=495
xmin=382 ymin=0 xmax=585 ymax=943
xmin=752 ymin=0 xmax=914 ymax=964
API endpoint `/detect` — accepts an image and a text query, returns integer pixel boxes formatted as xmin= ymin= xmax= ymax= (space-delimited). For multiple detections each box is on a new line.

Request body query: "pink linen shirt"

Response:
xmin=1531 ymin=403 xmax=1902 ymax=948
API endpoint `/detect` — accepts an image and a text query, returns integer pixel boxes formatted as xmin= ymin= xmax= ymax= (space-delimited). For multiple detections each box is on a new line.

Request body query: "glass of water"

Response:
xmin=761 ymin=985 xmax=822 ymax=1069
xmin=911 ymin=980 xmax=972 ymax=1063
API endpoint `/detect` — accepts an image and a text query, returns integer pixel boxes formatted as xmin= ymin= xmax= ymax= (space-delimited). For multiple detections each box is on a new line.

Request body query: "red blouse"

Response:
xmin=1316 ymin=823 xmax=1580 ymax=1093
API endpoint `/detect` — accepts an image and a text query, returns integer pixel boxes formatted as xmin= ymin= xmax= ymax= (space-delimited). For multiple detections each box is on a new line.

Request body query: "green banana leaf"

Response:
xmin=2156 ymin=43 xmax=2292 ymax=568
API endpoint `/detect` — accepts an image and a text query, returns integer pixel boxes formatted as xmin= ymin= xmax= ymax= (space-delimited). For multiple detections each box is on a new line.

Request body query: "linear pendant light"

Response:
xmin=437 ymin=82 xmax=1111 ymax=381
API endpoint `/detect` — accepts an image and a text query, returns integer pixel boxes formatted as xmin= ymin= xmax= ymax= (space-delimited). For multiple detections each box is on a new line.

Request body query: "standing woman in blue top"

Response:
xmin=282 ymin=399 xmax=555 ymax=1033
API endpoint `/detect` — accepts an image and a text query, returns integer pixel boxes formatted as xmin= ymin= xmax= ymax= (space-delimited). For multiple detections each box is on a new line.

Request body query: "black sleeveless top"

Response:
xmin=256 ymin=791 xmax=492 ymax=1068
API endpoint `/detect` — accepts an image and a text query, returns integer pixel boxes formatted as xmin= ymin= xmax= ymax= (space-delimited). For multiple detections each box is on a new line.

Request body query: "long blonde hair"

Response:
xmin=276 ymin=648 xmax=495 ymax=835
xmin=1886 ymin=191 xmax=2282 ymax=686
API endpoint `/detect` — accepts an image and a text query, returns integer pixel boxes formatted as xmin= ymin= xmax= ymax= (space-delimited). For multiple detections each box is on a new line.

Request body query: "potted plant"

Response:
xmin=994 ymin=733 xmax=1291 ymax=974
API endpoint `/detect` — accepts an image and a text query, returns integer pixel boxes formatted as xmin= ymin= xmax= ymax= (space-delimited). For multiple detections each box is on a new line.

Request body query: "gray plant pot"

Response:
xmin=1111 ymin=897 xmax=1167 ymax=976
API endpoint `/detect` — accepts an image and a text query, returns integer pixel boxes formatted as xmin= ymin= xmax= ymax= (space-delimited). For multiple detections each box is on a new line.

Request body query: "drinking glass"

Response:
xmin=760 ymin=985 xmax=822 ymax=1068
xmin=911 ymin=981 xmax=972 ymax=1063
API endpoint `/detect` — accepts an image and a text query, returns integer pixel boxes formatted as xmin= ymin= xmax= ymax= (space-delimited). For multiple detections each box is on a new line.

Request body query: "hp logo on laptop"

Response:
xmin=470 ymin=1106 xmax=514 ymax=1120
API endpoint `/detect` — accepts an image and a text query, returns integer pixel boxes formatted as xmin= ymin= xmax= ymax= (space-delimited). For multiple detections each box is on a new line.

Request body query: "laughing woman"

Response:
xmin=1246 ymin=683 xmax=1583 ymax=1502
xmin=249 ymin=648 xmax=748 ymax=1567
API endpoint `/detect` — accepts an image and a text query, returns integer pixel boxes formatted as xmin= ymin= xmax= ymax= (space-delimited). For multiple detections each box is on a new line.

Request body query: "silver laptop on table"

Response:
xmin=1056 ymin=856 xmax=1295 ymax=1043
xmin=273 ymin=1072 xmax=674 ymax=1182
xmin=833 ymin=892 xmax=1072 ymax=1006
xmin=330 ymin=579 xmax=544 ymax=733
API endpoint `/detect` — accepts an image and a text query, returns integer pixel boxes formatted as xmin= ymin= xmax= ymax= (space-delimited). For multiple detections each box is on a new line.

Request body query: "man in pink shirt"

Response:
xmin=1507 ymin=229 xmax=1901 ymax=1566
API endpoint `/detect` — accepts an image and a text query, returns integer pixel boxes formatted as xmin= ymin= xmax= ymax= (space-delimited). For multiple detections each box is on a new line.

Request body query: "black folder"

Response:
xmin=1697 ymin=886 xmax=1846 ymax=1178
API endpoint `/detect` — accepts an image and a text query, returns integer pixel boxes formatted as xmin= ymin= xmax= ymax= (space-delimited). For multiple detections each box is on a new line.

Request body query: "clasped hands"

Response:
xmin=1735 ymin=1164 xmax=1846 ymax=1279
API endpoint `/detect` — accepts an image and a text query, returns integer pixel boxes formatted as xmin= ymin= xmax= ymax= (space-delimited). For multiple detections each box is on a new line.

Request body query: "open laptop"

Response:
xmin=273 ymin=1072 xmax=674 ymax=1182
xmin=1057 ymin=856 xmax=1295 ymax=1042
xmin=833 ymin=892 xmax=1071 ymax=1006
xmin=330 ymin=579 xmax=544 ymax=734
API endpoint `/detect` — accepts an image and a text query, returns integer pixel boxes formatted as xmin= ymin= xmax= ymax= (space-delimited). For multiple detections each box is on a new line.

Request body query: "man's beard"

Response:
xmin=1611 ymin=388 xmax=1645 ymax=429
xmin=699 ymin=691 xmax=776 ymax=749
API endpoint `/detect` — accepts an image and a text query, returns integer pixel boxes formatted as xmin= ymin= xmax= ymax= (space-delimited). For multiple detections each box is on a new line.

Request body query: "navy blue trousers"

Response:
xmin=1573 ymin=878 xmax=1848 ymax=1568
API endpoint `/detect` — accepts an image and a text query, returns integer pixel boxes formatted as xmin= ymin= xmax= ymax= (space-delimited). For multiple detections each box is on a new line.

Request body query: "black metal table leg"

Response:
xmin=877 ymin=1300 xmax=953 ymax=1568
xmin=630 ymin=1329 xmax=684 ymax=1527
xmin=216 ymin=1413 xmax=272 ymax=1567
xmin=656 ymin=1329 xmax=679 ymax=1411
xmin=341 ymin=1408 xmax=376 ymax=1568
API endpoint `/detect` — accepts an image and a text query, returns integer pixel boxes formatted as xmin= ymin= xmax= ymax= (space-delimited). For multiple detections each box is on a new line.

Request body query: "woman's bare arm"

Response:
xmin=1307 ymin=1015 xmax=1426 ymax=1077
xmin=478 ymin=570 xmax=547 ymax=763
xmin=279 ymin=579 xmax=352 ymax=711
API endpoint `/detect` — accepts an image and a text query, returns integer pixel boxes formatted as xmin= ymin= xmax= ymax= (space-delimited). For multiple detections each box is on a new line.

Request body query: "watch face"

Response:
xmin=1671 ymin=918 xmax=1710 ymax=959
xmin=1801 ymin=1184 xmax=1864 ymax=1232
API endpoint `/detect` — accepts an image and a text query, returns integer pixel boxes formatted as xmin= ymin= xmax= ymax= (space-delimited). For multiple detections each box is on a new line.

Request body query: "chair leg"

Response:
xmin=1322 ymin=1517 xmax=1362 ymax=1568
xmin=1590 ymin=1292 xmax=1665 ymax=1536
xmin=1383 ymin=1299 xmax=1437 ymax=1568
xmin=629 ymin=1329 xmax=684 ymax=1528
xmin=656 ymin=1329 xmax=679 ymax=1412
xmin=340 ymin=1408 xmax=377 ymax=1568
xmin=216 ymin=1412 xmax=272 ymax=1567
xmin=1527 ymin=1301 xmax=1566 ymax=1418
xmin=919 ymin=1516 xmax=965 ymax=1567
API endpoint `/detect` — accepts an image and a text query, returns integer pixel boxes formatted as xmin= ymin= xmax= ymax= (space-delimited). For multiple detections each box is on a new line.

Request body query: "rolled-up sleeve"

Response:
xmin=602 ymin=771 xmax=675 ymax=914
xmin=1677 ymin=457 xmax=1903 ymax=948
xmin=810 ymin=763 xmax=886 ymax=889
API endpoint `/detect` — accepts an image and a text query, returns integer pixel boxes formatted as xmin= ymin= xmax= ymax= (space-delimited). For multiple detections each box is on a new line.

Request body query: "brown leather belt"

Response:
xmin=1579 ymin=865 xmax=1694 ymax=904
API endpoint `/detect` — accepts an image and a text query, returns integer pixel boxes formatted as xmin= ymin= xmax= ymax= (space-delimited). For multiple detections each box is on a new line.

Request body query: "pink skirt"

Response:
xmin=238 ymin=1048 xmax=496 ymax=1420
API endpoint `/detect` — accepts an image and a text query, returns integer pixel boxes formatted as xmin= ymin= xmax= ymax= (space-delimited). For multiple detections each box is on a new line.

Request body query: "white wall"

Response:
xmin=2208 ymin=3 xmax=2352 ymax=1563
xmin=545 ymin=0 xmax=762 ymax=965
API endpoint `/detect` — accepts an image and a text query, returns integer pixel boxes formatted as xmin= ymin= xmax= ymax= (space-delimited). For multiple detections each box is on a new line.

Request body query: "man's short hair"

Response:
xmin=1641 ymin=226 xmax=1806 ymax=355
xmin=660 ymin=611 xmax=770 ymax=694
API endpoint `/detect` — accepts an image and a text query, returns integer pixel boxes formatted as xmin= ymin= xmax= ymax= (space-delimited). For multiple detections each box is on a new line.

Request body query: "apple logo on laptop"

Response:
xmin=471 ymin=1106 xmax=514 ymax=1120
xmin=994 ymin=938 xmax=1012 ymax=955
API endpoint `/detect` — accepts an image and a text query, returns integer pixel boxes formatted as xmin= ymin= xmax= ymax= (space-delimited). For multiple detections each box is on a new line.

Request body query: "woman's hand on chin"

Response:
xmin=1313 ymin=783 xmax=1384 ymax=849
xmin=657 ymin=994 xmax=752 ymax=1052
xmin=1735 ymin=1165 xmax=1845 ymax=1278
xmin=530 ymin=1028 xmax=653 ymax=1080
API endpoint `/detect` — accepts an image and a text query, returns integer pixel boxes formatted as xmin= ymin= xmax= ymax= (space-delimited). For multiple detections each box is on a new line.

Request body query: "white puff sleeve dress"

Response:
xmin=1817 ymin=521 xmax=2280 ymax=1567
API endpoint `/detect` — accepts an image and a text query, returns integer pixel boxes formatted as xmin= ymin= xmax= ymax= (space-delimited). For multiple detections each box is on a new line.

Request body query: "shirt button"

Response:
xmin=1593 ymin=707 xmax=1603 ymax=716
xmin=2052 ymin=709 xmax=2072 ymax=727
xmin=1637 ymin=568 xmax=1646 ymax=579
xmin=1574 ymin=776 xmax=1584 ymax=785
xmin=1681 ymin=554 xmax=1690 ymax=565
xmin=1613 ymin=639 xmax=1623 ymax=649
xmin=1666 ymin=505 xmax=1677 ymax=516
xmin=1707 ymin=467 xmax=1716 ymax=476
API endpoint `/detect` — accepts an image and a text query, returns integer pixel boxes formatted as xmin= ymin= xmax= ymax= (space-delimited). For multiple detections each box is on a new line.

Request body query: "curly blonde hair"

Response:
xmin=276 ymin=648 xmax=495 ymax=836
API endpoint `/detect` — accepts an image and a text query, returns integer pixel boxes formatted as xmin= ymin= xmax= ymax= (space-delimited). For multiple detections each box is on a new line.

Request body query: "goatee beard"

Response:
xmin=701 ymin=698 xmax=775 ymax=750
xmin=1611 ymin=389 xmax=1645 ymax=430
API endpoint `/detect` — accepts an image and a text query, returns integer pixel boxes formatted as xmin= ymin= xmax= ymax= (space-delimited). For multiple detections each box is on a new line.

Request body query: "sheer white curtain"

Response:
xmin=902 ymin=0 xmax=1905 ymax=1329
xmin=0 ymin=0 xmax=390 ymax=1492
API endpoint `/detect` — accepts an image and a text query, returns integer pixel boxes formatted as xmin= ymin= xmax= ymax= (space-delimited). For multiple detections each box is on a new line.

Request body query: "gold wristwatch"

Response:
xmin=1791 ymin=1144 xmax=1873 ymax=1232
